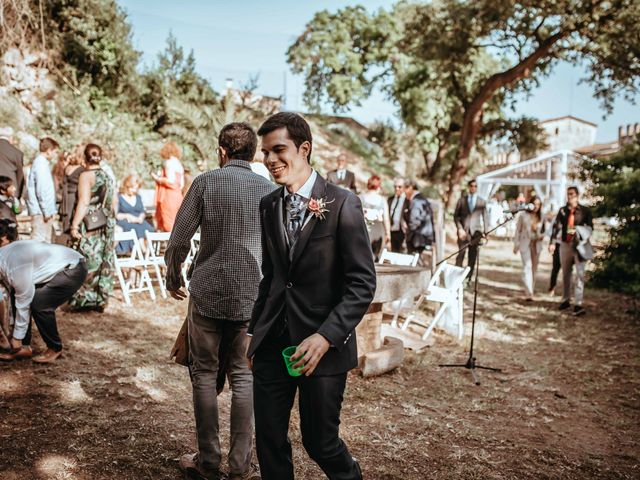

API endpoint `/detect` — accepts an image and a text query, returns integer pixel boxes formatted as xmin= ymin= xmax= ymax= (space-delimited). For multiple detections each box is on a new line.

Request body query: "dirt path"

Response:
xmin=1 ymin=239 xmax=638 ymax=479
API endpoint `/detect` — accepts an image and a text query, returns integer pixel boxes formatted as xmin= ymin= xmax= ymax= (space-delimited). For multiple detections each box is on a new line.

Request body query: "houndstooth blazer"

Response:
xmin=165 ymin=159 xmax=276 ymax=320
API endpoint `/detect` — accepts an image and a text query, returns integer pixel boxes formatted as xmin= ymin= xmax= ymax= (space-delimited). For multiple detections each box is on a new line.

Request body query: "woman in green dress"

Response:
xmin=68 ymin=143 xmax=117 ymax=312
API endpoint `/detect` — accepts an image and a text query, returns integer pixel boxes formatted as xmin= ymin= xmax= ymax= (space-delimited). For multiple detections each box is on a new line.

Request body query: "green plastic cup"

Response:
xmin=282 ymin=346 xmax=304 ymax=377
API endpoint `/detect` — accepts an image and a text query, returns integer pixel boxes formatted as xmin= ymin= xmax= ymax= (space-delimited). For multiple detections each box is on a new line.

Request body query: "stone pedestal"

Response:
xmin=355 ymin=264 xmax=430 ymax=374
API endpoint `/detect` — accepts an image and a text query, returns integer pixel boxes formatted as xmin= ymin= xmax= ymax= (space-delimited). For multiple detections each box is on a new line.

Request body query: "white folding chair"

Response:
xmin=114 ymin=230 xmax=156 ymax=305
xmin=145 ymin=231 xmax=171 ymax=299
xmin=378 ymin=249 xmax=421 ymax=327
xmin=182 ymin=232 xmax=201 ymax=286
xmin=401 ymin=262 xmax=470 ymax=340
xmin=378 ymin=249 xmax=419 ymax=267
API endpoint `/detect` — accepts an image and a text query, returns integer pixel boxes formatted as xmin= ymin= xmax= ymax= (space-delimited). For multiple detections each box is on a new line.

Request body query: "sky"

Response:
xmin=117 ymin=0 xmax=638 ymax=143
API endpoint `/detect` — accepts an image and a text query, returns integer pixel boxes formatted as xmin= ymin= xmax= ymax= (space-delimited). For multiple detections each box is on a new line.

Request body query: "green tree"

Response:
xmin=581 ymin=138 xmax=640 ymax=306
xmin=43 ymin=0 xmax=141 ymax=101
xmin=139 ymin=33 xmax=218 ymax=131
xmin=288 ymin=1 xmax=640 ymax=204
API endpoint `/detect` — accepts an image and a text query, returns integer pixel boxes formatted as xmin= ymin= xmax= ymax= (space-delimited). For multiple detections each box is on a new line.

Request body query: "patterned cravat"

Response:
xmin=285 ymin=193 xmax=304 ymax=245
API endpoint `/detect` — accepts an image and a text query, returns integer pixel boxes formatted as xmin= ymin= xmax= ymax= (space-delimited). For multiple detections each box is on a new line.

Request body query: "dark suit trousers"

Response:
xmin=23 ymin=261 xmax=87 ymax=351
xmin=390 ymin=231 xmax=404 ymax=253
xmin=549 ymin=244 xmax=561 ymax=291
xmin=253 ymin=330 xmax=362 ymax=480
xmin=455 ymin=232 xmax=481 ymax=279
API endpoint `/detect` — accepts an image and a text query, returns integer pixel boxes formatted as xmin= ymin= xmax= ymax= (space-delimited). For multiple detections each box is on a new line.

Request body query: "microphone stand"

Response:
xmin=438 ymin=213 xmax=518 ymax=385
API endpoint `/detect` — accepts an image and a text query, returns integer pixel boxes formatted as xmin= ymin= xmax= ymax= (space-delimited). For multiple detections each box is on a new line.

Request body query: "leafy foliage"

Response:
xmin=138 ymin=33 xmax=218 ymax=131
xmin=581 ymin=139 xmax=640 ymax=300
xmin=42 ymin=0 xmax=141 ymax=101
xmin=288 ymin=0 xmax=640 ymax=204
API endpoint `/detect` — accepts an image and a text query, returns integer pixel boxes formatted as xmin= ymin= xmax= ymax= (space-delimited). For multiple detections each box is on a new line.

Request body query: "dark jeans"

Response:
xmin=549 ymin=243 xmax=561 ymax=290
xmin=23 ymin=261 xmax=87 ymax=351
xmin=390 ymin=231 xmax=404 ymax=252
xmin=188 ymin=300 xmax=253 ymax=476
xmin=455 ymin=231 xmax=482 ymax=279
xmin=253 ymin=330 xmax=362 ymax=480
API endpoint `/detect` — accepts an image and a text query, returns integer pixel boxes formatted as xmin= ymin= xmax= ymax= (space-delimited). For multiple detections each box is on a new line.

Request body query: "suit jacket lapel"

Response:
xmin=290 ymin=175 xmax=327 ymax=269
xmin=271 ymin=190 xmax=289 ymax=266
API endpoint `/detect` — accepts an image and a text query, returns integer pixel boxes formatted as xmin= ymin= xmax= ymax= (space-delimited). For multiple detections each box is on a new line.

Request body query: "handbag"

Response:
xmin=82 ymin=176 xmax=109 ymax=231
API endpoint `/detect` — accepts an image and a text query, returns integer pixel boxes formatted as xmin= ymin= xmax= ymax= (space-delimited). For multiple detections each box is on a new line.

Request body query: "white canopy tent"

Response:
xmin=476 ymin=149 xmax=586 ymax=213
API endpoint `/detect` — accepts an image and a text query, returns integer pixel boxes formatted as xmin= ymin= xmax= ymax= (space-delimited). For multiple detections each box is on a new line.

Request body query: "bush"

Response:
xmin=581 ymin=138 xmax=640 ymax=305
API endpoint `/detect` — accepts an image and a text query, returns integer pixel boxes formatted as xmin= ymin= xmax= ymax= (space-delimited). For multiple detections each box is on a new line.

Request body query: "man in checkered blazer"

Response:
xmin=165 ymin=122 xmax=275 ymax=480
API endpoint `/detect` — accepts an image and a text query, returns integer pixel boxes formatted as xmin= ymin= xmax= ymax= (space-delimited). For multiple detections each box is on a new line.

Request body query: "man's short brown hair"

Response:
xmin=218 ymin=122 xmax=257 ymax=161
xmin=39 ymin=137 xmax=59 ymax=153
xmin=257 ymin=112 xmax=313 ymax=163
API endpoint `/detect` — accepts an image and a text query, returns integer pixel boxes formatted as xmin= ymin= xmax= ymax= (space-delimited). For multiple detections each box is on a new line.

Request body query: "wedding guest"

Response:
xmin=326 ymin=153 xmax=358 ymax=193
xmin=115 ymin=173 xmax=154 ymax=254
xmin=454 ymin=179 xmax=489 ymax=279
xmin=251 ymin=157 xmax=271 ymax=181
xmin=152 ymin=141 xmax=185 ymax=232
xmin=547 ymin=211 xmax=562 ymax=295
xmin=52 ymin=151 xmax=68 ymax=207
xmin=403 ymin=179 xmax=435 ymax=262
xmin=513 ymin=196 xmax=546 ymax=301
xmin=0 ymin=126 xmax=25 ymax=200
xmin=59 ymin=146 xmax=86 ymax=234
xmin=182 ymin=166 xmax=194 ymax=195
xmin=166 ymin=123 xmax=274 ymax=480
xmin=360 ymin=175 xmax=390 ymax=259
xmin=550 ymin=186 xmax=593 ymax=316
xmin=68 ymin=144 xmax=117 ymax=312
xmin=249 ymin=112 xmax=375 ymax=480
xmin=0 ymin=220 xmax=87 ymax=364
xmin=26 ymin=137 xmax=59 ymax=242
xmin=387 ymin=177 xmax=408 ymax=252
xmin=0 ymin=176 xmax=21 ymax=221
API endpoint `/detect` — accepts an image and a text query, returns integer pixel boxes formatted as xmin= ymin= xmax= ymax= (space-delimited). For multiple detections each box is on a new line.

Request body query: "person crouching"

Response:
xmin=0 ymin=219 xmax=87 ymax=363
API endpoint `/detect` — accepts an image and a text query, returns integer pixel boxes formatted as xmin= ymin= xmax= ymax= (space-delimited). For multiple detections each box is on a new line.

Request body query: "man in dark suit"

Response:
xmin=326 ymin=153 xmax=358 ymax=194
xmin=0 ymin=127 xmax=25 ymax=199
xmin=387 ymin=178 xmax=408 ymax=252
xmin=249 ymin=112 xmax=376 ymax=480
xmin=453 ymin=178 xmax=489 ymax=279
xmin=403 ymin=179 xmax=435 ymax=256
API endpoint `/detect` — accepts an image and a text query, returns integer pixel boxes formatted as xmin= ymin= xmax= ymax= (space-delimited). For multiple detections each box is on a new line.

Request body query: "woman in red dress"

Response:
xmin=152 ymin=141 xmax=185 ymax=232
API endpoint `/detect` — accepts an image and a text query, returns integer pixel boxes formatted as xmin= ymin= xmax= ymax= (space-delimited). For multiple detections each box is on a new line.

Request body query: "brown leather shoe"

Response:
xmin=32 ymin=348 xmax=62 ymax=364
xmin=178 ymin=453 xmax=221 ymax=480
xmin=0 ymin=346 xmax=33 ymax=361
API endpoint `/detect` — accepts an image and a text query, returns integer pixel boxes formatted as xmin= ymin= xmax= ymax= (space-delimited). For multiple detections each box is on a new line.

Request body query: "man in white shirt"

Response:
xmin=0 ymin=220 xmax=86 ymax=363
xmin=326 ymin=153 xmax=358 ymax=194
xmin=26 ymin=137 xmax=59 ymax=242
xmin=387 ymin=178 xmax=408 ymax=252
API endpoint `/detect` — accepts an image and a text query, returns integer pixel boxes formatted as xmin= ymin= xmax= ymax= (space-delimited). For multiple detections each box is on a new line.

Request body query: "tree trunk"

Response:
xmin=442 ymin=31 xmax=568 ymax=207
xmin=427 ymin=134 xmax=449 ymax=181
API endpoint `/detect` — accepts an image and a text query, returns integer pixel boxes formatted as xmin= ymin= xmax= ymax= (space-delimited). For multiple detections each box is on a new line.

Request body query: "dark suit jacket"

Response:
xmin=0 ymin=139 xmax=25 ymax=198
xmin=326 ymin=169 xmax=358 ymax=194
xmin=550 ymin=204 xmax=594 ymax=244
xmin=248 ymin=174 xmax=376 ymax=375
xmin=403 ymin=193 xmax=435 ymax=248
xmin=387 ymin=195 xmax=408 ymax=232
xmin=453 ymin=194 xmax=489 ymax=236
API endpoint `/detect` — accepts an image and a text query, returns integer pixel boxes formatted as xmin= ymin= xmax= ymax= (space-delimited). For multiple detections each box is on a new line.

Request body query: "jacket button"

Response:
xmin=286 ymin=282 xmax=293 ymax=289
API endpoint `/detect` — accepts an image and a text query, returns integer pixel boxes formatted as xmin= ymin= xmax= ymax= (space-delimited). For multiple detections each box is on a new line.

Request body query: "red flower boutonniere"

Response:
xmin=307 ymin=197 xmax=333 ymax=221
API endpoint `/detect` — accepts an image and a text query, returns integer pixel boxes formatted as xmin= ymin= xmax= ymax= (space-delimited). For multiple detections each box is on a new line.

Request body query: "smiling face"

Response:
xmin=261 ymin=127 xmax=312 ymax=191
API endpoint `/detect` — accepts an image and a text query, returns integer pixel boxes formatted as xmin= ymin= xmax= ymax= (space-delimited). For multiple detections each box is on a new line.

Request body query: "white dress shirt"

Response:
xmin=26 ymin=154 xmax=57 ymax=217
xmin=389 ymin=194 xmax=405 ymax=231
xmin=0 ymin=240 xmax=83 ymax=339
